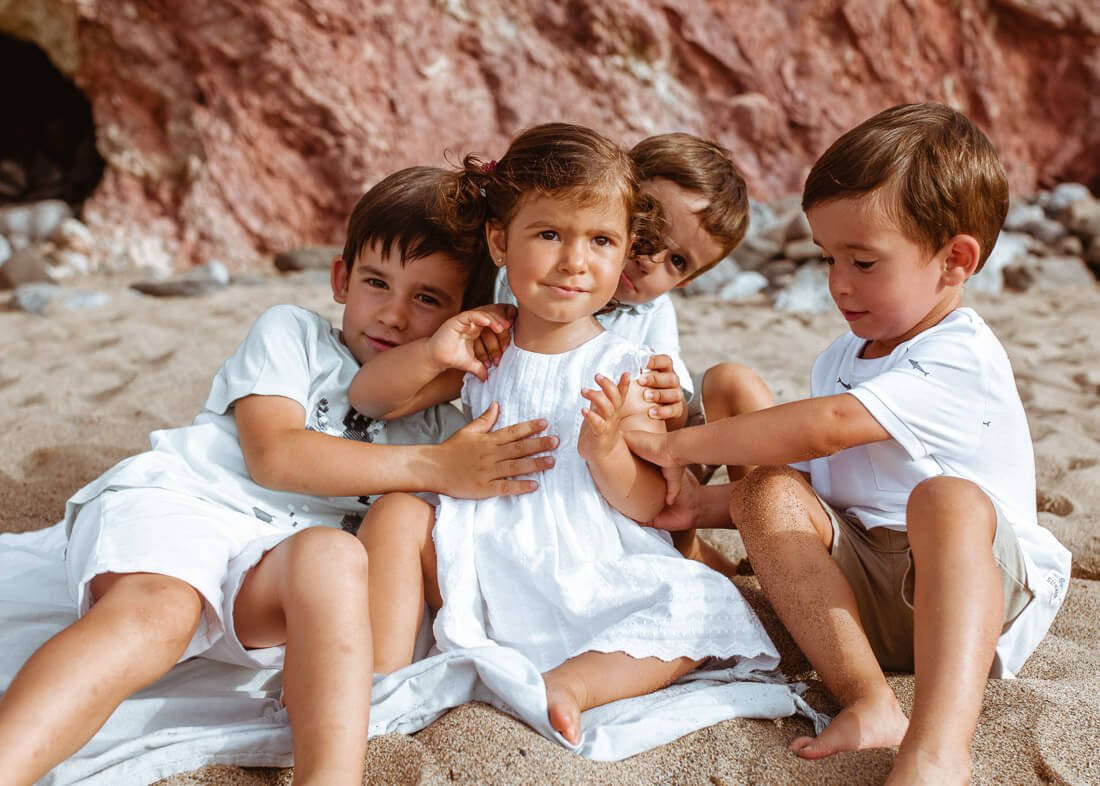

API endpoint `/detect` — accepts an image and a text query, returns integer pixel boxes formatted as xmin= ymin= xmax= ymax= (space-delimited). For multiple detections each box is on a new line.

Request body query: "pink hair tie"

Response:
xmin=482 ymin=160 xmax=498 ymax=174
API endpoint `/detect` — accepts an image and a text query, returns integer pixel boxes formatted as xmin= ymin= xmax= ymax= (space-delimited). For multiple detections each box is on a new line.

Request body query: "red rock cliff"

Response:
xmin=2 ymin=0 xmax=1098 ymax=270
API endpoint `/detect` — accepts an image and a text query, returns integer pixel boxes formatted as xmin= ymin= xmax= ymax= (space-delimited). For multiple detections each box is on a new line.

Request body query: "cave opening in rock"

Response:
xmin=0 ymin=32 xmax=105 ymax=207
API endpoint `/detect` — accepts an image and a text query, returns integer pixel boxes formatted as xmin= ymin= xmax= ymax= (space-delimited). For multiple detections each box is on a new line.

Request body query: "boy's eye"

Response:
xmin=365 ymin=277 xmax=387 ymax=288
xmin=415 ymin=293 xmax=442 ymax=307
xmin=669 ymin=254 xmax=687 ymax=271
xmin=854 ymin=260 xmax=876 ymax=271
xmin=592 ymin=235 xmax=613 ymax=247
xmin=538 ymin=230 xmax=559 ymax=241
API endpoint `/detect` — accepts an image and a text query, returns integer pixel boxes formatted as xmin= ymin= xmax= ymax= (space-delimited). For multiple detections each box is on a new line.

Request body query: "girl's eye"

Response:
xmin=538 ymin=230 xmax=559 ymax=241
xmin=854 ymin=260 xmax=876 ymax=271
xmin=593 ymin=235 xmax=613 ymax=247
xmin=669 ymin=254 xmax=687 ymax=271
xmin=365 ymin=277 xmax=387 ymax=288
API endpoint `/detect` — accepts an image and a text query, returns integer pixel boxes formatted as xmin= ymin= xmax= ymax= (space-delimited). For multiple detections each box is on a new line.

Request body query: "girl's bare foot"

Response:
xmin=544 ymin=674 xmax=585 ymax=745
xmin=790 ymin=693 xmax=908 ymax=759
xmin=885 ymin=740 xmax=972 ymax=785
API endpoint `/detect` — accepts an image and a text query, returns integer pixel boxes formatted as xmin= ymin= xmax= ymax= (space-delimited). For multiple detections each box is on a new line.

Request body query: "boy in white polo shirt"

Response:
xmin=625 ymin=103 xmax=1071 ymax=785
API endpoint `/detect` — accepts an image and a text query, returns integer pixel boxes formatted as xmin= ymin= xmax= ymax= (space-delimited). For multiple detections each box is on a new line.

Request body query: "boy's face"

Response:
xmin=615 ymin=178 xmax=724 ymax=305
xmin=331 ymin=244 xmax=467 ymax=365
xmin=807 ymin=196 xmax=967 ymax=358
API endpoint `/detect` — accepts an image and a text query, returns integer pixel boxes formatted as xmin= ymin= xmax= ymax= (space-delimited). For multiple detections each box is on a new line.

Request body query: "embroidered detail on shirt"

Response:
xmin=908 ymin=359 xmax=931 ymax=377
xmin=342 ymin=408 xmax=385 ymax=443
xmin=1046 ymin=572 xmax=1067 ymax=601
xmin=983 ymin=420 xmax=991 ymax=427
xmin=252 ymin=507 xmax=274 ymax=523
xmin=314 ymin=397 xmax=331 ymax=430
xmin=837 ymin=376 xmax=852 ymax=390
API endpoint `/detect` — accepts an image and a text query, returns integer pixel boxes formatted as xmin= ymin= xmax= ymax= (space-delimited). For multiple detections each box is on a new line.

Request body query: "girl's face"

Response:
xmin=487 ymin=192 xmax=630 ymax=339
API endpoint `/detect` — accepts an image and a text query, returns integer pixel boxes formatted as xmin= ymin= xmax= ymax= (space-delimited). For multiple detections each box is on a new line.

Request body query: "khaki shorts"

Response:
xmin=821 ymin=497 xmax=1034 ymax=673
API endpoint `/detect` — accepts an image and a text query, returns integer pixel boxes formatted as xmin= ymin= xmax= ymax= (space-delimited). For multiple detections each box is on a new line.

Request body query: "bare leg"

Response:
xmin=885 ymin=477 xmax=1002 ymax=786
xmin=731 ymin=465 xmax=908 ymax=757
xmin=356 ymin=493 xmax=442 ymax=672
xmin=542 ymin=652 xmax=700 ymax=745
xmin=233 ymin=527 xmax=372 ymax=786
xmin=0 ymin=573 xmax=202 ymax=785
xmin=675 ymin=363 xmax=774 ymax=576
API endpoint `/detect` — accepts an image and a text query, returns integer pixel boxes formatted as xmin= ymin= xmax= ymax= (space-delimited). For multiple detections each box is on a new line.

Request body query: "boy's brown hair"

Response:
xmin=629 ymin=133 xmax=750 ymax=273
xmin=341 ymin=166 xmax=496 ymax=309
xmin=802 ymin=103 xmax=1009 ymax=271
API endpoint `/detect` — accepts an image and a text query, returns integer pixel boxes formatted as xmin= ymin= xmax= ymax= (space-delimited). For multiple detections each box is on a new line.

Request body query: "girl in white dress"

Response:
xmin=351 ymin=123 xmax=778 ymax=745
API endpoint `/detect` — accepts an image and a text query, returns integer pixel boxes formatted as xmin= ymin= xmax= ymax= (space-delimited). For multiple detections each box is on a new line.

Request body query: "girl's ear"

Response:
xmin=940 ymin=234 xmax=981 ymax=286
xmin=486 ymin=221 xmax=507 ymax=267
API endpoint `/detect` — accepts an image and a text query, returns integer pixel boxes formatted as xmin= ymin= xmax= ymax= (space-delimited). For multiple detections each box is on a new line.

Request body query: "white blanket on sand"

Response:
xmin=0 ymin=524 xmax=826 ymax=785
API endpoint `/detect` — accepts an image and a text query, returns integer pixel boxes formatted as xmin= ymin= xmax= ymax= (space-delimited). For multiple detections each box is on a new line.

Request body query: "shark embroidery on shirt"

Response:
xmin=908 ymin=359 xmax=931 ymax=377
xmin=837 ymin=376 xmax=852 ymax=390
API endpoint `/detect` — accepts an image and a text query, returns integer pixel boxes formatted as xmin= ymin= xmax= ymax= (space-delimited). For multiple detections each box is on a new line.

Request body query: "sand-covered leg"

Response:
xmin=731 ymin=466 xmax=908 ymax=758
xmin=885 ymin=477 xmax=1002 ymax=786
xmin=0 ymin=572 xmax=201 ymax=786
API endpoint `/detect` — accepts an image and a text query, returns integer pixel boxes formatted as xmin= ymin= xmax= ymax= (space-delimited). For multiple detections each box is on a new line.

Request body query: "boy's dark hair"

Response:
xmin=436 ymin=122 xmax=664 ymax=264
xmin=802 ymin=103 xmax=1009 ymax=271
xmin=630 ymin=132 xmax=749 ymax=274
xmin=341 ymin=166 xmax=496 ymax=309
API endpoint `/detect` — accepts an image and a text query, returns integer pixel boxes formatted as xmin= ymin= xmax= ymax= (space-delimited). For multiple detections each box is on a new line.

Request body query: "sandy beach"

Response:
xmin=2 ymin=273 xmax=1098 ymax=785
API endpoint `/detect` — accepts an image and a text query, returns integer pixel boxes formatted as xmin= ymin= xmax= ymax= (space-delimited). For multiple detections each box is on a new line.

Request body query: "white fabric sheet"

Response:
xmin=1 ymin=524 xmax=825 ymax=785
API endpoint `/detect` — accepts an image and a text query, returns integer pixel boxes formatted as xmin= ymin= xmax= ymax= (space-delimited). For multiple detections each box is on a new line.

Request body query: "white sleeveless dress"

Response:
xmin=432 ymin=330 xmax=778 ymax=673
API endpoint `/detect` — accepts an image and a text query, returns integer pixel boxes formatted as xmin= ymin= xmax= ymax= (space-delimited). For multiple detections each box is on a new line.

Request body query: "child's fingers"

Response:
xmin=616 ymin=372 xmax=631 ymax=399
xmin=638 ymin=370 xmax=681 ymax=390
xmin=642 ymin=387 xmax=683 ymax=405
xmin=593 ymin=373 xmax=623 ymax=407
xmin=581 ymin=407 xmax=609 ymax=433
xmin=581 ymin=388 xmax=614 ymax=420
xmin=646 ymin=354 xmax=674 ymax=372
xmin=647 ymin=403 xmax=684 ymax=421
xmin=662 ymin=464 xmax=684 ymax=505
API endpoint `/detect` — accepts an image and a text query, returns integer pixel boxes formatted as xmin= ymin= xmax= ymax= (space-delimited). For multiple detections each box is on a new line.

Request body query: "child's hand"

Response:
xmin=436 ymin=402 xmax=558 ymax=498
xmin=427 ymin=306 xmax=513 ymax=381
xmin=578 ymin=372 xmax=632 ymax=462
xmin=638 ymin=354 xmax=685 ymax=422
xmin=643 ymin=470 xmax=701 ymax=531
xmin=473 ymin=305 xmax=515 ymax=370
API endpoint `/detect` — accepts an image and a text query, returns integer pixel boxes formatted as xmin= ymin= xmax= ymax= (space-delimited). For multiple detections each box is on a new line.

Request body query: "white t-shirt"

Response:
xmin=494 ymin=269 xmax=695 ymax=404
xmin=795 ymin=307 xmax=1071 ymax=677
xmin=63 ymin=304 xmax=467 ymax=534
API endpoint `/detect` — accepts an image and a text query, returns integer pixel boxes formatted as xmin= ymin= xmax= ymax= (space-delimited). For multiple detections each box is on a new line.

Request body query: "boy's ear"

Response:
xmin=331 ymin=256 xmax=350 ymax=304
xmin=485 ymin=221 xmax=507 ymax=267
xmin=940 ymin=234 xmax=981 ymax=286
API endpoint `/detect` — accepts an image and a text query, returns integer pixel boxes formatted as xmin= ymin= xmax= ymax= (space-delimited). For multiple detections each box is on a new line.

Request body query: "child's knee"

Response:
xmin=701 ymin=362 xmax=771 ymax=417
xmin=359 ymin=493 xmax=435 ymax=546
xmin=907 ymin=477 xmax=996 ymax=549
xmin=95 ymin=573 xmax=203 ymax=650
xmin=284 ymin=527 xmax=369 ymax=587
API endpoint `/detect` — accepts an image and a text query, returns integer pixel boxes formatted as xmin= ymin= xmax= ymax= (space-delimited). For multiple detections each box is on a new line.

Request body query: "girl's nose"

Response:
xmin=559 ymin=242 xmax=587 ymax=274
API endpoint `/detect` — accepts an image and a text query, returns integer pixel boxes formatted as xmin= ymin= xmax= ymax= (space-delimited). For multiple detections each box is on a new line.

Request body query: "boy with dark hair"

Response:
xmin=626 ymin=104 xmax=1071 ymax=784
xmin=0 ymin=166 xmax=555 ymax=786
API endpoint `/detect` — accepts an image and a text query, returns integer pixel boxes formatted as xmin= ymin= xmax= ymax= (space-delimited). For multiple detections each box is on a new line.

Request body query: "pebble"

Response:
xmin=130 ymin=259 xmax=230 ymax=297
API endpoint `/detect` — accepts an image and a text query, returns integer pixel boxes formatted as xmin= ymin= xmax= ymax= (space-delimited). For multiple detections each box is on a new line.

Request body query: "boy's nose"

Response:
xmin=377 ymin=299 xmax=408 ymax=330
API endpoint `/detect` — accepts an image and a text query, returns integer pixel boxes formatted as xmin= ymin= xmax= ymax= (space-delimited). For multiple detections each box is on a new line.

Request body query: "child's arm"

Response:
xmin=349 ymin=306 xmax=513 ymax=419
xmin=578 ymin=372 xmax=667 ymax=522
xmin=625 ymin=392 xmax=890 ymax=497
xmin=236 ymin=394 xmax=555 ymax=499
